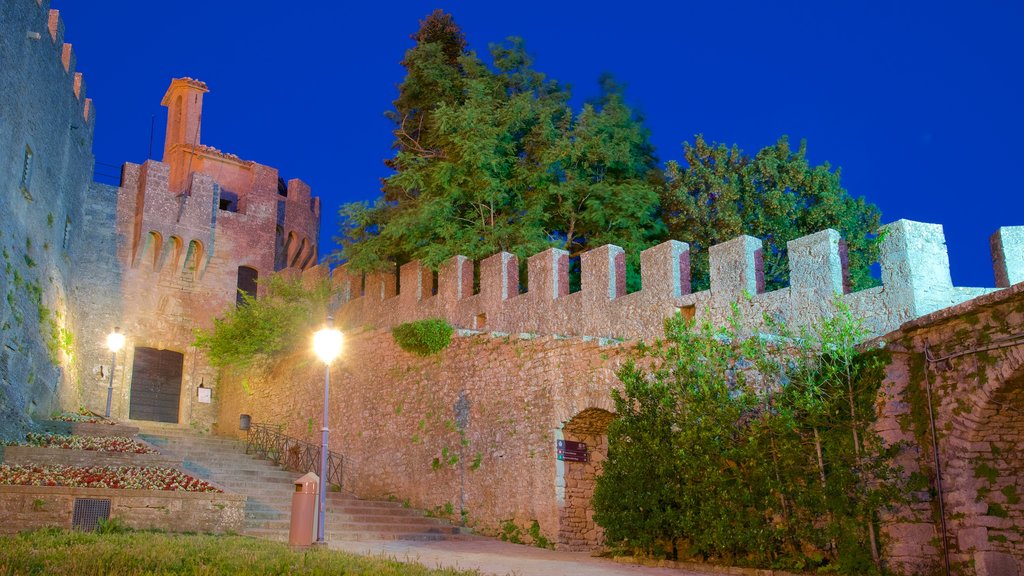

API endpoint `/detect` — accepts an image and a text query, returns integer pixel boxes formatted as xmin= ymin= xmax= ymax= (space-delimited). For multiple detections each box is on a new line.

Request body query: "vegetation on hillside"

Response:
xmin=593 ymin=304 xmax=901 ymax=574
xmin=336 ymin=10 xmax=881 ymax=292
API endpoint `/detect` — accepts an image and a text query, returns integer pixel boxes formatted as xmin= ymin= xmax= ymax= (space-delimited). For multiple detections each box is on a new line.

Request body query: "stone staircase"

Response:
xmin=135 ymin=424 xmax=473 ymax=542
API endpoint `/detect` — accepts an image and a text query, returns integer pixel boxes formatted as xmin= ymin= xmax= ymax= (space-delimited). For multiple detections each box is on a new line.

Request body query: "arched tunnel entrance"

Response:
xmin=946 ymin=369 xmax=1024 ymax=576
xmin=557 ymin=407 xmax=616 ymax=551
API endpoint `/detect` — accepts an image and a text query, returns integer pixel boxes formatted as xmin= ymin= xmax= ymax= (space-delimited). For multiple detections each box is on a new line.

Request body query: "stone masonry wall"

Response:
xmin=325 ymin=221 xmax=1024 ymax=344
xmin=0 ymin=485 xmax=245 ymax=534
xmin=71 ymin=78 xmax=321 ymax=431
xmin=216 ymin=327 xmax=627 ymax=543
xmin=875 ymin=283 xmax=1024 ymax=576
xmin=0 ymin=0 xmax=96 ymax=438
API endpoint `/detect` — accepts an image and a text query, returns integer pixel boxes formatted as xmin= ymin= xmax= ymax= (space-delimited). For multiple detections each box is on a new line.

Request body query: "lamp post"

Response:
xmin=312 ymin=317 xmax=343 ymax=545
xmin=104 ymin=327 xmax=125 ymax=418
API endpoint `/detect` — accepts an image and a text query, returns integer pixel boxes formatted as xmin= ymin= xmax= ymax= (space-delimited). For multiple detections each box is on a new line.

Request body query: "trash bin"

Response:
xmin=289 ymin=472 xmax=319 ymax=548
xmin=239 ymin=414 xmax=251 ymax=431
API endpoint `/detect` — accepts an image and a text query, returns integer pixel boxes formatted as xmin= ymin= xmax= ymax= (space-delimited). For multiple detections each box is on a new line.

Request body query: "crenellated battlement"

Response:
xmin=23 ymin=4 xmax=96 ymax=127
xmin=299 ymin=220 xmax=1024 ymax=341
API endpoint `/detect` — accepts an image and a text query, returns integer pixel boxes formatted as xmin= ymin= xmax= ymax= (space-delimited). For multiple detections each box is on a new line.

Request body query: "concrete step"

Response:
xmin=137 ymin=428 xmax=470 ymax=542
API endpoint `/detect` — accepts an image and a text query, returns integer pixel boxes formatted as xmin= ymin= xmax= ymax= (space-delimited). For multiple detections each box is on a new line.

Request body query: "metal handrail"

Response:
xmin=245 ymin=422 xmax=349 ymax=492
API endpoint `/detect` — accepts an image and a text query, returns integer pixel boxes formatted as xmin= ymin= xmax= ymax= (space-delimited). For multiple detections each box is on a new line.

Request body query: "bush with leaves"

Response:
xmin=392 ymin=318 xmax=454 ymax=356
xmin=593 ymin=304 xmax=900 ymax=574
xmin=193 ymin=274 xmax=336 ymax=370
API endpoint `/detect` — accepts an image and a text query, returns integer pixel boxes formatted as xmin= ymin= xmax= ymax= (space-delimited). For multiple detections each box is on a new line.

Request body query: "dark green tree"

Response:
xmin=660 ymin=135 xmax=881 ymax=291
xmin=383 ymin=9 xmax=468 ymax=203
xmin=338 ymin=31 xmax=661 ymax=280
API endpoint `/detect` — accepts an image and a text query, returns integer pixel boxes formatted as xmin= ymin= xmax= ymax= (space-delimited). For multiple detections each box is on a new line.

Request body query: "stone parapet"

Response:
xmin=307 ymin=220 xmax=1024 ymax=341
xmin=38 ymin=6 xmax=95 ymax=127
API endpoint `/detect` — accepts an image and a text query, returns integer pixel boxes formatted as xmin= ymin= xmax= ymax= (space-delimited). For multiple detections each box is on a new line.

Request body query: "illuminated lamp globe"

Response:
xmin=313 ymin=324 xmax=343 ymax=365
xmin=107 ymin=328 xmax=126 ymax=353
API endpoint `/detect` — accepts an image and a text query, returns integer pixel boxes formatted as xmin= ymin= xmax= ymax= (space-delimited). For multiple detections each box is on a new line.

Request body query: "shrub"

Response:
xmin=193 ymin=274 xmax=336 ymax=370
xmin=593 ymin=303 xmax=901 ymax=574
xmin=392 ymin=318 xmax=453 ymax=356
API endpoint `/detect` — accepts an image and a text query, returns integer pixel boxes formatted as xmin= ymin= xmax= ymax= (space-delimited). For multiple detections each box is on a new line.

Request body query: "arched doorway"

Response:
xmin=557 ymin=407 xmax=615 ymax=551
xmin=946 ymin=370 xmax=1024 ymax=576
xmin=129 ymin=347 xmax=184 ymax=423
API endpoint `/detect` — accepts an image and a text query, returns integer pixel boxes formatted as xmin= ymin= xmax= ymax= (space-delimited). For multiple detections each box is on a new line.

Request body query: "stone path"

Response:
xmin=330 ymin=538 xmax=713 ymax=576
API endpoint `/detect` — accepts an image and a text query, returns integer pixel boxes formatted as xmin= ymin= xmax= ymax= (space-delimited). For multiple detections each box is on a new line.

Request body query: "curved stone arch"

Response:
xmin=292 ymin=236 xmax=311 ymax=269
xmin=284 ymin=231 xmax=299 ymax=267
xmin=142 ymin=231 xmax=163 ymax=270
xmin=936 ymin=344 xmax=1024 ymax=574
xmin=958 ymin=347 xmax=1024 ymax=443
xmin=555 ymin=400 xmax=617 ymax=552
xmin=183 ymin=239 xmax=205 ymax=280
xmin=552 ymin=377 xmax=619 ymax=431
xmin=297 ymin=239 xmax=317 ymax=270
xmin=163 ymin=235 xmax=184 ymax=272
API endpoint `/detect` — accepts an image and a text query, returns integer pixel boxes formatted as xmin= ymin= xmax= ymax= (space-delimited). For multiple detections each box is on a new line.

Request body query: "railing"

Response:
xmin=245 ymin=422 xmax=349 ymax=493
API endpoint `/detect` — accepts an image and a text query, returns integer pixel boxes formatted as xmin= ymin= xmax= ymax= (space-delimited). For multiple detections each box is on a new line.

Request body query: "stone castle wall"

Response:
xmin=216 ymin=327 xmax=628 ymax=543
xmin=71 ymin=91 xmax=322 ymax=429
xmin=0 ymin=0 xmax=96 ymax=437
xmin=876 ymin=283 xmax=1024 ymax=576
xmin=0 ymin=11 xmax=324 ymax=437
xmin=318 ymin=220 xmax=1022 ymax=342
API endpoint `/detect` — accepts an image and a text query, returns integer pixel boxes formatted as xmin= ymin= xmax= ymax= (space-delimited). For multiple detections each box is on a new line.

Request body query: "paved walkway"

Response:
xmin=330 ymin=538 xmax=713 ymax=576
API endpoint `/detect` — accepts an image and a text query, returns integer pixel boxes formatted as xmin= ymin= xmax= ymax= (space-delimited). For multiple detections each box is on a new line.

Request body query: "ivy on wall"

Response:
xmin=593 ymin=303 xmax=901 ymax=574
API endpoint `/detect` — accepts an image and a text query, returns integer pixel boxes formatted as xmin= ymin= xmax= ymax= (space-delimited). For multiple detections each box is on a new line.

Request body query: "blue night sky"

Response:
xmin=57 ymin=1 xmax=1022 ymax=288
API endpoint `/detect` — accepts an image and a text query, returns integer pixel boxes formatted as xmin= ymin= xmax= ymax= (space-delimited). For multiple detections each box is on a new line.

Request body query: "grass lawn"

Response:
xmin=0 ymin=528 xmax=482 ymax=575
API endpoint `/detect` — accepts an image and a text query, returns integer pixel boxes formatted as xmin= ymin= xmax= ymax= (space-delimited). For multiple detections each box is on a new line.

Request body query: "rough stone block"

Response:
xmin=528 ymin=248 xmax=569 ymax=300
xmin=399 ymin=260 xmax=433 ymax=305
xmin=958 ymin=526 xmax=990 ymax=552
xmin=640 ymin=240 xmax=690 ymax=297
xmin=710 ymin=235 xmax=764 ymax=302
xmin=788 ymin=228 xmax=847 ymax=297
xmin=365 ymin=264 xmax=397 ymax=301
xmin=991 ymin=226 xmax=1024 ymax=288
xmin=581 ymin=244 xmax=625 ymax=301
xmin=480 ymin=252 xmax=517 ymax=302
xmin=879 ymin=219 xmax=954 ymax=317
xmin=975 ymin=551 xmax=1019 ymax=576
xmin=438 ymin=255 xmax=472 ymax=303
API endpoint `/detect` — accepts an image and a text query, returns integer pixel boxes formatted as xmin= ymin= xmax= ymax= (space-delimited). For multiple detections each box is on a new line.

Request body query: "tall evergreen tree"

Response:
xmin=660 ymin=136 xmax=881 ymax=291
xmin=383 ymin=9 xmax=467 ymax=203
xmin=338 ymin=28 xmax=661 ymax=279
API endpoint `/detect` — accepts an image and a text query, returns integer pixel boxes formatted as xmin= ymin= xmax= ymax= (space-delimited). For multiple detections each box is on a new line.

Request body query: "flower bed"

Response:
xmin=12 ymin=433 xmax=156 ymax=454
xmin=53 ymin=412 xmax=114 ymax=425
xmin=1 ymin=434 xmax=181 ymax=468
xmin=0 ymin=464 xmax=219 ymax=492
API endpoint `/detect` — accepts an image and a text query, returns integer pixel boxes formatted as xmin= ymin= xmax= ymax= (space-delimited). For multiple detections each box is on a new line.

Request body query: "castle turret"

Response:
xmin=161 ymin=78 xmax=208 ymax=191
xmin=161 ymin=77 xmax=207 ymax=158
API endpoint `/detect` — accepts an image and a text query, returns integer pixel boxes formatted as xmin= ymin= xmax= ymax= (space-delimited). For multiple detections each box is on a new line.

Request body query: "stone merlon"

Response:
xmin=301 ymin=220 xmax=1024 ymax=341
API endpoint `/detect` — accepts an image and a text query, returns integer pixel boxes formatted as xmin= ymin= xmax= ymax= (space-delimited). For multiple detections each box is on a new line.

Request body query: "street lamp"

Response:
xmin=312 ymin=317 xmax=343 ymax=545
xmin=104 ymin=327 xmax=125 ymax=418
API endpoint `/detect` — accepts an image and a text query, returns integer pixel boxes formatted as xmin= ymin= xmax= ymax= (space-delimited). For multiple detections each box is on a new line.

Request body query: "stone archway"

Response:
xmin=945 ymin=369 xmax=1024 ymax=576
xmin=557 ymin=407 xmax=616 ymax=551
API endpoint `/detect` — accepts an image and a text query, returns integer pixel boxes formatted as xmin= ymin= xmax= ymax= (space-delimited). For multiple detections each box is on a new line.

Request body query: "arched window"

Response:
xmin=236 ymin=266 xmax=258 ymax=306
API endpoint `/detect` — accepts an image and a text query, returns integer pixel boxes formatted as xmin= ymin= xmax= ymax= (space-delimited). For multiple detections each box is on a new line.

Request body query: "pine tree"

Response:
xmin=660 ymin=136 xmax=881 ymax=291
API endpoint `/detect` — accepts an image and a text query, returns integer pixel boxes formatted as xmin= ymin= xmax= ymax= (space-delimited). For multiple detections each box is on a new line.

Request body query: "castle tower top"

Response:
xmin=161 ymin=77 xmax=209 ymax=160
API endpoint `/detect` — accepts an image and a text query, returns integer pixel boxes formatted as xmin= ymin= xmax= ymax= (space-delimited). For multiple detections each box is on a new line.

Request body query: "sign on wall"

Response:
xmin=557 ymin=439 xmax=588 ymax=462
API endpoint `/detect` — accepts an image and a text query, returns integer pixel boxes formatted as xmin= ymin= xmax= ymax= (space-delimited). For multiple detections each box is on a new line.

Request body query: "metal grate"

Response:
xmin=72 ymin=498 xmax=110 ymax=531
